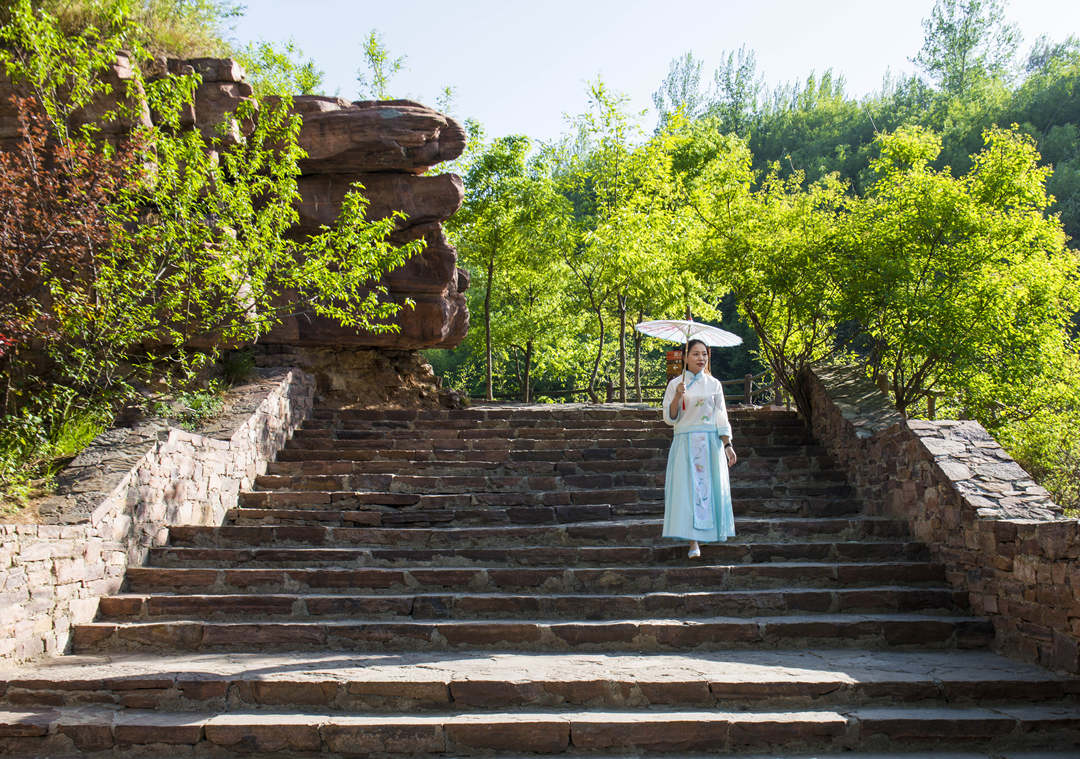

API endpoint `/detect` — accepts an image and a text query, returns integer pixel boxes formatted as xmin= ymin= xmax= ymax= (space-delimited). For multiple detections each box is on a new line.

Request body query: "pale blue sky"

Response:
xmin=232 ymin=0 xmax=1080 ymax=142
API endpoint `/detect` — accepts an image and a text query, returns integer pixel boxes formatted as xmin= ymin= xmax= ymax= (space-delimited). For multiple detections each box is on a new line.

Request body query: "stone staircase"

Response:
xmin=2 ymin=404 xmax=1079 ymax=757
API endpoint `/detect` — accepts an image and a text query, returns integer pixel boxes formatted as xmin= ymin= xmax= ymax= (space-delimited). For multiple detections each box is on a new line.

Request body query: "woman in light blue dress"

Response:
xmin=661 ymin=339 xmax=737 ymax=558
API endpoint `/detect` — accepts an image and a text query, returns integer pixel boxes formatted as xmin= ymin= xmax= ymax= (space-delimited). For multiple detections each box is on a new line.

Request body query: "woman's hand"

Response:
xmin=725 ymin=445 xmax=737 ymax=467
xmin=674 ymin=382 xmax=686 ymax=399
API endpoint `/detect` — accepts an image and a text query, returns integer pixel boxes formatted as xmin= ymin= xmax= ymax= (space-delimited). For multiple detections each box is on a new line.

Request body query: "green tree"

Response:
xmin=356 ymin=29 xmax=404 ymax=100
xmin=446 ymin=135 xmax=534 ymax=400
xmin=652 ymin=51 xmax=710 ymax=131
xmin=914 ymin=0 xmax=1020 ymax=96
xmin=0 ymin=0 xmax=421 ymax=495
xmin=234 ymin=39 xmax=324 ymax=97
xmin=838 ymin=125 xmax=1078 ymax=413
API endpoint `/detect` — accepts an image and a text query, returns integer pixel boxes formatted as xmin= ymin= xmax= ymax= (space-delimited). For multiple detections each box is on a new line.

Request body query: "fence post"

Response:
xmin=743 ymin=374 xmax=753 ymax=406
xmin=927 ymin=394 xmax=936 ymax=420
xmin=605 ymin=377 xmax=614 ymax=403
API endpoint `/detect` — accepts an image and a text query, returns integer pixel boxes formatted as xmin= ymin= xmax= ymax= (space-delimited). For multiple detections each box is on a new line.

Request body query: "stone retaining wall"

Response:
xmin=0 ymin=368 xmax=314 ymax=663
xmin=801 ymin=365 xmax=1080 ymax=672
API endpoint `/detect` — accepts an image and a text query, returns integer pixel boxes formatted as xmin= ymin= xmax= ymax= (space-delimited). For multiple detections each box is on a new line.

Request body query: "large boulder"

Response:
xmin=258 ymin=95 xmax=470 ymax=353
xmin=293 ymin=97 xmax=467 ymax=175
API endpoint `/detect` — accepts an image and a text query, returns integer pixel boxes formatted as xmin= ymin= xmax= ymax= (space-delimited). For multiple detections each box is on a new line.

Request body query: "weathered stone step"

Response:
xmin=232 ymin=493 xmax=862 ymax=523
xmin=264 ymin=458 xmax=839 ymax=482
xmin=222 ymin=500 xmax=859 ymax=528
xmin=290 ymin=427 xmax=674 ymax=442
xmin=168 ymin=516 xmax=911 ymax=549
xmin=262 ymin=461 xmax=848 ymax=488
xmin=97 ymin=586 xmax=965 ymax=622
xmin=287 ymin=428 xmax=814 ymax=449
xmin=309 ymin=405 xmax=794 ymax=420
xmin=274 ymin=442 xmax=832 ymax=463
xmin=3 ymin=650 xmax=1071 ymax=714
xmin=304 ymin=410 xmax=798 ymax=426
xmin=147 ymin=540 xmax=930 ymax=569
xmin=71 ymin=613 xmax=994 ymax=654
xmin=303 ymin=412 xmax=803 ymax=429
xmin=8 ymin=701 xmax=1077 ymax=756
xmin=122 ymin=562 xmax=948 ymax=594
xmin=251 ymin=473 xmax=855 ymax=500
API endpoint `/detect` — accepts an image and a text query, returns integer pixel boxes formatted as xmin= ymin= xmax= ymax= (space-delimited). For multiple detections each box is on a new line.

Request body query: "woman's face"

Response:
xmin=687 ymin=343 xmax=709 ymax=374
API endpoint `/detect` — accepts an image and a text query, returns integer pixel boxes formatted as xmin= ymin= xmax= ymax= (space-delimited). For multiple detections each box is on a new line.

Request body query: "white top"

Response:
xmin=662 ymin=370 xmax=733 ymax=438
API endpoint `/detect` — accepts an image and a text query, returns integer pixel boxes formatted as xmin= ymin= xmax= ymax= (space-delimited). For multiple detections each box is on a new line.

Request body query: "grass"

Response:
xmin=0 ymin=405 xmax=110 ymax=518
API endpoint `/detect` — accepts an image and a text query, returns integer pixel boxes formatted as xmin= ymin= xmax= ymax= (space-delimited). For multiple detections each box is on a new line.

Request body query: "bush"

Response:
xmin=0 ymin=0 xmax=422 ymax=506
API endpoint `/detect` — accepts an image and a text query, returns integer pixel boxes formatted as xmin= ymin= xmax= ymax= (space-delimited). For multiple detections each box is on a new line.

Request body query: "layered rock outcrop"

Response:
xmin=268 ymin=96 xmax=469 ymax=350
xmin=0 ymin=58 xmax=469 ymax=354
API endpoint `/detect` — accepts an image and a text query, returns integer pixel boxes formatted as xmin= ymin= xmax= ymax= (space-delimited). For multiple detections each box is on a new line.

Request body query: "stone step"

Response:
xmin=8 ymin=702 xmax=1078 ymax=756
xmin=97 ymin=586 xmax=965 ymax=622
xmin=167 ymin=517 xmax=912 ymax=549
xmin=264 ymin=455 xmax=842 ymax=474
xmin=2 ymin=650 xmax=1071 ymax=714
xmin=71 ymin=613 xmax=994 ymax=654
xmin=302 ymin=413 xmax=803 ymax=430
xmin=262 ymin=461 xmax=848 ymax=487
xmin=274 ymin=442 xmax=832 ymax=462
xmin=308 ymin=405 xmax=795 ymax=421
xmin=222 ymin=500 xmax=862 ymax=528
xmin=147 ymin=540 xmax=931 ymax=569
xmin=231 ymin=494 xmax=863 ymax=523
xmin=249 ymin=474 xmax=855 ymax=500
xmin=304 ymin=410 xmax=798 ymax=426
xmin=288 ymin=428 xmax=814 ymax=447
xmin=121 ymin=562 xmax=948 ymax=595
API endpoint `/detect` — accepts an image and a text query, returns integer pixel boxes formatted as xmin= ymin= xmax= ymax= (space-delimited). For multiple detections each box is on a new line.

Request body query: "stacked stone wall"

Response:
xmin=0 ymin=368 xmax=314 ymax=663
xmin=801 ymin=365 xmax=1080 ymax=672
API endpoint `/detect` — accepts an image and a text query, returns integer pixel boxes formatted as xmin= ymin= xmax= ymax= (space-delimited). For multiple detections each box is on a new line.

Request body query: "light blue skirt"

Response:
xmin=662 ymin=427 xmax=735 ymax=543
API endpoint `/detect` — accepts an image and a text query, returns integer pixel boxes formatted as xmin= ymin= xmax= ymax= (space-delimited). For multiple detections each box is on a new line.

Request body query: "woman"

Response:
xmin=661 ymin=339 xmax=737 ymax=558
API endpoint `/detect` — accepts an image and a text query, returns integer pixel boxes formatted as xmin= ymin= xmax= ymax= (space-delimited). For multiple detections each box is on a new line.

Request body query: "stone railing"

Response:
xmin=0 ymin=368 xmax=314 ymax=663
xmin=801 ymin=365 xmax=1080 ymax=672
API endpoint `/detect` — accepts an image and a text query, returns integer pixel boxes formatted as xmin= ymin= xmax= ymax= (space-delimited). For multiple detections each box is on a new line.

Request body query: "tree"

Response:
xmin=446 ymin=135 xmax=533 ymax=400
xmin=681 ymin=129 xmax=848 ymax=413
xmin=558 ymin=80 xmax=641 ymax=402
xmin=837 ymin=125 xmax=1078 ymax=414
xmin=652 ymin=52 xmax=710 ymax=132
xmin=0 ymin=1 xmax=422 ymax=491
xmin=709 ymin=45 xmax=762 ymax=137
xmin=234 ymin=39 xmax=324 ymax=97
xmin=913 ymin=0 xmax=1020 ymax=96
xmin=356 ymin=29 xmax=404 ymax=100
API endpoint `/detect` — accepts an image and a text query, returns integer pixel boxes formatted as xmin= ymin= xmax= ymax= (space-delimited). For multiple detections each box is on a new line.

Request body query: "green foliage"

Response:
xmin=0 ymin=0 xmax=241 ymax=58
xmin=356 ymin=29 xmax=404 ymax=100
xmin=0 ymin=1 xmax=421 ymax=506
xmin=913 ymin=0 xmax=1019 ymax=96
xmin=838 ymin=126 xmax=1077 ymax=414
xmin=219 ymin=348 xmax=255 ymax=386
xmin=149 ymin=382 xmax=223 ymax=430
xmin=0 ymin=403 xmax=109 ymax=511
xmin=234 ymin=39 xmax=325 ymax=97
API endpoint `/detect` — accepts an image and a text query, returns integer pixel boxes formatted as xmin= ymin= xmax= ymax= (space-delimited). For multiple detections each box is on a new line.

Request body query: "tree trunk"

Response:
xmin=618 ymin=295 xmax=627 ymax=403
xmin=587 ymin=308 xmax=605 ymax=403
xmin=523 ymin=340 xmax=533 ymax=402
xmin=484 ymin=255 xmax=495 ymax=401
xmin=634 ymin=312 xmax=642 ymax=402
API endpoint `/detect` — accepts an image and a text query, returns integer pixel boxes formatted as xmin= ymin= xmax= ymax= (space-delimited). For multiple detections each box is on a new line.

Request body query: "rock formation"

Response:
xmin=269 ymin=96 xmax=469 ymax=350
xmin=1 ymin=57 xmax=469 ymax=354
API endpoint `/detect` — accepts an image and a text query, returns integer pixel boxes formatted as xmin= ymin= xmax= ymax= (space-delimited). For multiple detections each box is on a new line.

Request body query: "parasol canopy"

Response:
xmin=634 ymin=319 xmax=742 ymax=348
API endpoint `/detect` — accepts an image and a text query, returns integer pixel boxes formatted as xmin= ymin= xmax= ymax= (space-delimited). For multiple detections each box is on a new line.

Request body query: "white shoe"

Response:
xmin=687 ymin=541 xmax=701 ymax=558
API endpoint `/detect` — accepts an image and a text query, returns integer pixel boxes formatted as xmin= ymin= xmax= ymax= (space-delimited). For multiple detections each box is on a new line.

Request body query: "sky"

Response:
xmin=231 ymin=0 xmax=1080 ymax=143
